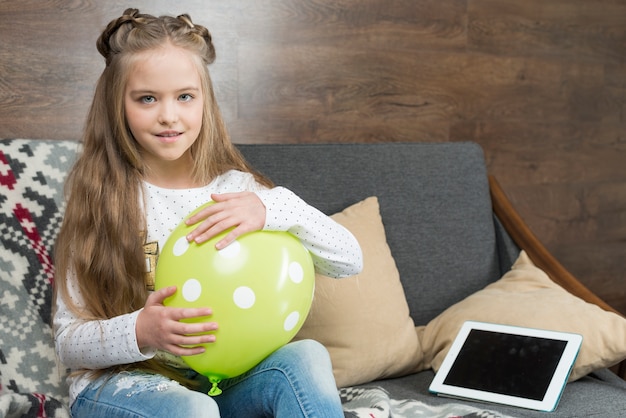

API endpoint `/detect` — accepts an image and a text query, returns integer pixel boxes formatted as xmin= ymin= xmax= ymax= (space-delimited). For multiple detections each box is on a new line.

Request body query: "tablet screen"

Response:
xmin=442 ymin=329 xmax=568 ymax=400
xmin=429 ymin=321 xmax=582 ymax=412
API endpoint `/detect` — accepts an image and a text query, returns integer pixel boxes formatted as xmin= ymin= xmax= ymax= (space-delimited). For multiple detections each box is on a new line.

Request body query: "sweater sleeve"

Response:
xmin=53 ymin=273 xmax=156 ymax=370
xmin=255 ymin=186 xmax=363 ymax=278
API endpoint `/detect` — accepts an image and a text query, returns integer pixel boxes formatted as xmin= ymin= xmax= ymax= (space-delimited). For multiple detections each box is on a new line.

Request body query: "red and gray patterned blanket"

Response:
xmin=0 ymin=139 xmax=75 ymax=417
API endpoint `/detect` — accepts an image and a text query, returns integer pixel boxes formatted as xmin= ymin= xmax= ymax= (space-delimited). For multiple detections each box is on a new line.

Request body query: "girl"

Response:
xmin=53 ymin=8 xmax=362 ymax=418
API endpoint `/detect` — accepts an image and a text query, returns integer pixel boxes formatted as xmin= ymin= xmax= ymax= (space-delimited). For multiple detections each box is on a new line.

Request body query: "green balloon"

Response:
xmin=154 ymin=202 xmax=315 ymax=395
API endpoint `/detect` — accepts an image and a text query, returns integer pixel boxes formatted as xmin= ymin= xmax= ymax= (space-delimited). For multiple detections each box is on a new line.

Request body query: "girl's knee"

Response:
xmin=168 ymin=390 xmax=220 ymax=418
xmin=289 ymin=339 xmax=333 ymax=368
xmin=277 ymin=340 xmax=337 ymax=388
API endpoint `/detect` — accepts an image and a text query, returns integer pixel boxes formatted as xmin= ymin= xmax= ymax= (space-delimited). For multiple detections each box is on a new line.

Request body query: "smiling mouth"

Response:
xmin=155 ymin=131 xmax=183 ymax=143
xmin=157 ymin=131 xmax=182 ymax=138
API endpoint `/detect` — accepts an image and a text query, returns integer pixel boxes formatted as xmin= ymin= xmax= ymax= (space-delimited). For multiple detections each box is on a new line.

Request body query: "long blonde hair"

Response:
xmin=55 ymin=8 xmax=270 ymax=380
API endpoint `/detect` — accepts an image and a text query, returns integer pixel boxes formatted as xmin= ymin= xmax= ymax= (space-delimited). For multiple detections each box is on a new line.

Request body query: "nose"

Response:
xmin=158 ymin=101 xmax=179 ymax=125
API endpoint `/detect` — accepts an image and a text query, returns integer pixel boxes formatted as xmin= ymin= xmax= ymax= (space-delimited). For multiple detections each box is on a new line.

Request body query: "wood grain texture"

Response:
xmin=0 ymin=0 xmax=624 ymax=314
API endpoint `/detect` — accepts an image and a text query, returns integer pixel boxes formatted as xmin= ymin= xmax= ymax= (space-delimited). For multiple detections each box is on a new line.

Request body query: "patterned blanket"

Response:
xmin=340 ymin=387 xmax=517 ymax=418
xmin=0 ymin=388 xmax=69 ymax=418
xmin=0 ymin=139 xmax=74 ymax=417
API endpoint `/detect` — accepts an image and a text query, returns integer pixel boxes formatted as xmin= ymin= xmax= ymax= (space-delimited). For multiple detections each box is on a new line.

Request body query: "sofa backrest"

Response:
xmin=238 ymin=142 xmax=514 ymax=326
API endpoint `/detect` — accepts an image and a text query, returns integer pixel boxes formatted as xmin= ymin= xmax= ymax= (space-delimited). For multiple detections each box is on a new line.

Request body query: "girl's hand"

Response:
xmin=136 ymin=286 xmax=218 ymax=356
xmin=185 ymin=192 xmax=266 ymax=249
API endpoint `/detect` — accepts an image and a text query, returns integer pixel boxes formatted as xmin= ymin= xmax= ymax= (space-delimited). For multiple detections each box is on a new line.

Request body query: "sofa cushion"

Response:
xmin=293 ymin=197 xmax=422 ymax=387
xmin=0 ymin=139 xmax=74 ymax=404
xmin=420 ymin=251 xmax=626 ymax=381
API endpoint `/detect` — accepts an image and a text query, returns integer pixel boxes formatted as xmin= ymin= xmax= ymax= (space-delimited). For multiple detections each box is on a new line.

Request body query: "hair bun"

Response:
xmin=96 ymin=8 xmax=145 ymax=64
xmin=124 ymin=8 xmax=140 ymax=18
xmin=176 ymin=13 xmax=215 ymax=63
xmin=177 ymin=13 xmax=194 ymax=29
xmin=97 ymin=9 xmax=217 ymax=66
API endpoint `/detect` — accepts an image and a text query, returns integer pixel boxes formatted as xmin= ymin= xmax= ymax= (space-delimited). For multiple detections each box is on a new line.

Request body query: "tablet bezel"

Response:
xmin=428 ymin=320 xmax=582 ymax=412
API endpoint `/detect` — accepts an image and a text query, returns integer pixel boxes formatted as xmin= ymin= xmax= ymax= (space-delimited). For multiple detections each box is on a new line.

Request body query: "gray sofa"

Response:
xmin=1 ymin=138 xmax=624 ymax=417
xmin=240 ymin=142 xmax=626 ymax=417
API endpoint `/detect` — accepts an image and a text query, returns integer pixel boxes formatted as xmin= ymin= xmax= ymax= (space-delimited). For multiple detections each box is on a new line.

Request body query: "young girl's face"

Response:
xmin=124 ymin=43 xmax=204 ymax=184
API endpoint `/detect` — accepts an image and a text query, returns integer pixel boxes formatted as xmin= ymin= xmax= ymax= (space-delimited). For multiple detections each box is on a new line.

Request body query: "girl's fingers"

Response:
xmin=184 ymin=192 xmax=266 ymax=244
xmin=146 ymin=285 xmax=177 ymax=306
xmin=187 ymin=218 xmax=233 ymax=244
xmin=186 ymin=204 xmax=222 ymax=227
xmin=171 ymin=306 xmax=214 ymax=321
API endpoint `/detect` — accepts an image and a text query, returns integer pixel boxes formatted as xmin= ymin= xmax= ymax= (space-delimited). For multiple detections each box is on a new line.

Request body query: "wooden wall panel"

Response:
xmin=0 ymin=0 xmax=624 ymax=313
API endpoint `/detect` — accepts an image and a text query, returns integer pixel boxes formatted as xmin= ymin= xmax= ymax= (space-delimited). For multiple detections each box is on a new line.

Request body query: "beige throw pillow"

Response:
xmin=420 ymin=251 xmax=626 ymax=381
xmin=293 ymin=196 xmax=423 ymax=387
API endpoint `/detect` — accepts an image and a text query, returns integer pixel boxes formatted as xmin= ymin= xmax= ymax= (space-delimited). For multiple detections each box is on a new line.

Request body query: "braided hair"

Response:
xmin=97 ymin=9 xmax=216 ymax=67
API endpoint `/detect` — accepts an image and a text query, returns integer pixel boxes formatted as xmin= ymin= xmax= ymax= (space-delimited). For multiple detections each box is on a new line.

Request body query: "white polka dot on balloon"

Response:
xmin=288 ymin=262 xmax=304 ymax=283
xmin=173 ymin=237 xmax=190 ymax=256
xmin=233 ymin=286 xmax=255 ymax=309
xmin=182 ymin=278 xmax=202 ymax=302
xmin=218 ymin=240 xmax=241 ymax=259
xmin=284 ymin=311 xmax=300 ymax=332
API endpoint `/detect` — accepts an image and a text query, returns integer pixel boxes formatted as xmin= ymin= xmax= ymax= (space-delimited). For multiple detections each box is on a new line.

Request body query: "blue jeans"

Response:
xmin=71 ymin=340 xmax=344 ymax=417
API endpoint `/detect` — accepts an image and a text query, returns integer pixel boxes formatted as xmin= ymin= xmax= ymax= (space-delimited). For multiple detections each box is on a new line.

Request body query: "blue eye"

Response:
xmin=141 ymin=96 xmax=155 ymax=104
xmin=179 ymin=93 xmax=193 ymax=102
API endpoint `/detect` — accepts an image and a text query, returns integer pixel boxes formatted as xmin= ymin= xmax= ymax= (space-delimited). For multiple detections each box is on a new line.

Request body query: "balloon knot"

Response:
xmin=208 ymin=378 xmax=222 ymax=396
